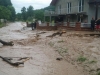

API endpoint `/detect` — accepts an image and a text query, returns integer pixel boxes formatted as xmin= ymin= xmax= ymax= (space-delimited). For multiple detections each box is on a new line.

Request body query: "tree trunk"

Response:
xmin=0 ymin=39 xmax=14 ymax=46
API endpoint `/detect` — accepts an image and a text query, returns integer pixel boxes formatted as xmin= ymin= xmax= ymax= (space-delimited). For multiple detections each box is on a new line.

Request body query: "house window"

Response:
xmin=58 ymin=5 xmax=61 ymax=14
xmin=67 ymin=2 xmax=71 ymax=13
xmin=78 ymin=0 xmax=84 ymax=12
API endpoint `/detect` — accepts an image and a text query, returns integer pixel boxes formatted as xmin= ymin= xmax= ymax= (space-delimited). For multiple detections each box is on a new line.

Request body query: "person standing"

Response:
xmin=31 ymin=22 xmax=34 ymax=30
xmin=91 ymin=17 xmax=95 ymax=31
xmin=34 ymin=20 xmax=37 ymax=29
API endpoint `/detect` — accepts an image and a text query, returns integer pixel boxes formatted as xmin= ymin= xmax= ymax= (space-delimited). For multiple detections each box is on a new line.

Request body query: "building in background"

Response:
xmin=44 ymin=0 xmax=100 ymax=23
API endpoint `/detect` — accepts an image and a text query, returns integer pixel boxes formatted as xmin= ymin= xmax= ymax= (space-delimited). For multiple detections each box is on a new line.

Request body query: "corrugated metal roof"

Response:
xmin=50 ymin=0 xmax=58 ymax=5
xmin=50 ymin=0 xmax=100 ymax=5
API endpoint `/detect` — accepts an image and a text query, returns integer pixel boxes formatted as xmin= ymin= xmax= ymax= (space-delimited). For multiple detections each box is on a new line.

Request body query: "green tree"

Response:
xmin=34 ymin=9 xmax=44 ymax=21
xmin=0 ymin=0 xmax=12 ymax=7
xmin=17 ymin=5 xmax=55 ymax=22
xmin=21 ymin=7 xmax=27 ymax=21
xmin=27 ymin=5 xmax=34 ymax=18
xmin=33 ymin=5 xmax=55 ymax=22
xmin=0 ymin=6 xmax=11 ymax=19
xmin=16 ymin=13 xmax=22 ymax=21
xmin=7 ymin=6 xmax=16 ymax=21
xmin=0 ymin=0 xmax=16 ymax=21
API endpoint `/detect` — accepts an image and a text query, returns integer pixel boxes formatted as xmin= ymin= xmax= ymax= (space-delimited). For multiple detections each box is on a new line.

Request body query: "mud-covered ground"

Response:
xmin=0 ymin=22 xmax=100 ymax=75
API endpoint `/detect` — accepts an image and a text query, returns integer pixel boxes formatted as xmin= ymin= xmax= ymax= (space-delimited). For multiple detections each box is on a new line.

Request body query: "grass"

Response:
xmin=48 ymin=42 xmax=54 ymax=47
xmin=77 ymin=56 xmax=87 ymax=62
xmin=58 ymin=47 xmax=68 ymax=54
xmin=89 ymin=60 xmax=97 ymax=64
xmin=0 ymin=22 xmax=5 ymax=28
xmin=97 ymin=72 xmax=100 ymax=75
xmin=57 ymin=40 xmax=64 ymax=43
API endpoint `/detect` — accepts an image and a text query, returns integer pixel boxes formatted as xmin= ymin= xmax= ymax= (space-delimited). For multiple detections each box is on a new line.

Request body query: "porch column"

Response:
xmin=50 ymin=16 xmax=51 ymax=23
xmin=44 ymin=16 xmax=45 ymax=22
xmin=95 ymin=3 xmax=98 ymax=20
xmin=80 ymin=15 xmax=81 ymax=22
xmin=80 ymin=18 xmax=81 ymax=22
xmin=76 ymin=14 xmax=78 ymax=22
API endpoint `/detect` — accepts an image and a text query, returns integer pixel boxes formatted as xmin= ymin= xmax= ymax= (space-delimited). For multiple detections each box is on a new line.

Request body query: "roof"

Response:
xmin=89 ymin=0 xmax=100 ymax=4
xmin=50 ymin=0 xmax=58 ymax=5
xmin=50 ymin=0 xmax=100 ymax=5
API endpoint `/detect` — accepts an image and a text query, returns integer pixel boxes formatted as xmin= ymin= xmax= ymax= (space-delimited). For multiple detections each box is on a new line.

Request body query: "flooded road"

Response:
xmin=0 ymin=22 xmax=87 ymax=75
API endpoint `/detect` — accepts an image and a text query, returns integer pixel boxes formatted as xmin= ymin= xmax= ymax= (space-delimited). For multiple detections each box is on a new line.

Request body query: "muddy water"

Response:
xmin=0 ymin=22 xmax=86 ymax=75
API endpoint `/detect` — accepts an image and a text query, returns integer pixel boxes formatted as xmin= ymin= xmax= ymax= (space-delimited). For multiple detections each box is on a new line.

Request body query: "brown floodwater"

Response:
xmin=0 ymin=22 xmax=86 ymax=75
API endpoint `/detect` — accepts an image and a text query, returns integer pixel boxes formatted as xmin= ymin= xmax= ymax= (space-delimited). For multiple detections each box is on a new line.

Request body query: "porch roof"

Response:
xmin=89 ymin=0 xmax=100 ymax=4
xmin=50 ymin=0 xmax=58 ymax=5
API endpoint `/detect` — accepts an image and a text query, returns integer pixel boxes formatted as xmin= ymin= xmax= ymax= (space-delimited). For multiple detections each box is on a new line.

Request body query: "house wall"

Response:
xmin=88 ymin=5 xmax=95 ymax=23
xmin=55 ymin=0 xmax=67 ymax=14
xmin=54 ymin=0 xmax=100 ymax=23
xmin=55 ymin=0 xmax=89 ymax=14
xmin=84 ymin=0 xmax=89 ymax=13
xmin=88 ymin=5 xmax=100 ymax=22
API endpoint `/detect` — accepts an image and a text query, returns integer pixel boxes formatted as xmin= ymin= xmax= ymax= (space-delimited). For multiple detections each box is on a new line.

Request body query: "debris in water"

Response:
xmin=0 ymin=56 xmax=31 ymax=67
xmin=56 ymin=58 xmax=63 ymax=61
xmin=46 ymin=32 xmax=63 ymax=38
xmin=0 ymin=39 xmax=14 ymax=46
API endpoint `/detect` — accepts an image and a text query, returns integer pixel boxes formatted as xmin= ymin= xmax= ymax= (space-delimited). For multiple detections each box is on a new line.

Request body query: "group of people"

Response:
xmin=91 ymin=18 xmax=100 ymax=32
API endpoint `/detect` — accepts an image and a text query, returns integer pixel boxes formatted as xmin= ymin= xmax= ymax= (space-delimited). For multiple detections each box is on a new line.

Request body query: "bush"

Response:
xmin=77 ymin=56 xmax=87 ymax=62
xmin=0 ymin=22 xmax=5 ymax=28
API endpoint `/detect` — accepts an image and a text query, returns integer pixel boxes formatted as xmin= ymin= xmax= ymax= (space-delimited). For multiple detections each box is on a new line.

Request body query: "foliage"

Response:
xmin=7 ymin=6 xmax=16 ymax=21
xmin=27 ymin=17 xmax=33 ymax=22
xmin=77 ymin=56 xmax=87 ymax=62
xmin=0 ymin=22 xmax=5 ymax=28
xmin=0 ymin=0 xmax=12 ymax=7
xmin=0 ymin=6 xmax=11 ymax=19
xmin=16 ymin=13 xmax=22 ymax=21
xmin=34 ymin=9 xmax=44 ymax=21
xmin=88 ymin=60 xmax=97 ymax=64
xmin=27 ymin=5 xmax=34 ymax=18
xmin=17 ymin=5 xmax=55 ymax=22
xmin=0 ymin=0 xmax=16 ymax=21
xmin=21 ymin=7 xmax=27 ymax=21
xmin=58 ymin=40 xmax=64 ymax=43
xmin=97 ymin=72 xmax=100 ymax=75
xmin=48 ymin=42 xmax=55 ymax=47
xmin=20 ymin=6 xmax=34 ymax=21
xmin=58 ymin=47 xmax=68 ymax=53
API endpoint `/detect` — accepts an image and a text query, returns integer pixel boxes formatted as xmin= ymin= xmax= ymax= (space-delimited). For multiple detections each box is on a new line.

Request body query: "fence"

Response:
xmin=27 ymin=22 xmax=91 ymax=31
xmin=69 ymin=22 xmax=76 ymax=27
xmin=81 ymin=23 xmax=91 ymax=28
xmin=39 ymin=23 xmax=47 ymax=26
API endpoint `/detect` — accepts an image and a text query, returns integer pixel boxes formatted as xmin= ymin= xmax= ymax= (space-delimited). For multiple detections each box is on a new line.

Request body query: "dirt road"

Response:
xmin=0 ymin=22 xmax=99 ymax=75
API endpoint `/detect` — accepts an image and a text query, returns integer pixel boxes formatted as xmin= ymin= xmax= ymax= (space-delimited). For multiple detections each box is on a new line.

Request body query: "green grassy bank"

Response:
xmin=0 ymin=22 xmax=5 ymax=28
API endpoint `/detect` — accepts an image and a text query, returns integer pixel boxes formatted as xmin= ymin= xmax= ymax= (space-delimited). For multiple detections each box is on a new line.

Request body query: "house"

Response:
xmin=45 ymin=0 xmax=100 ymax=23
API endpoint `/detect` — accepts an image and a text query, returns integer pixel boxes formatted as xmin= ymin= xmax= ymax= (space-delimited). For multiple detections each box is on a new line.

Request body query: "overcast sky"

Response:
xmin=11 ymin=0 xmax=52 ymax=13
